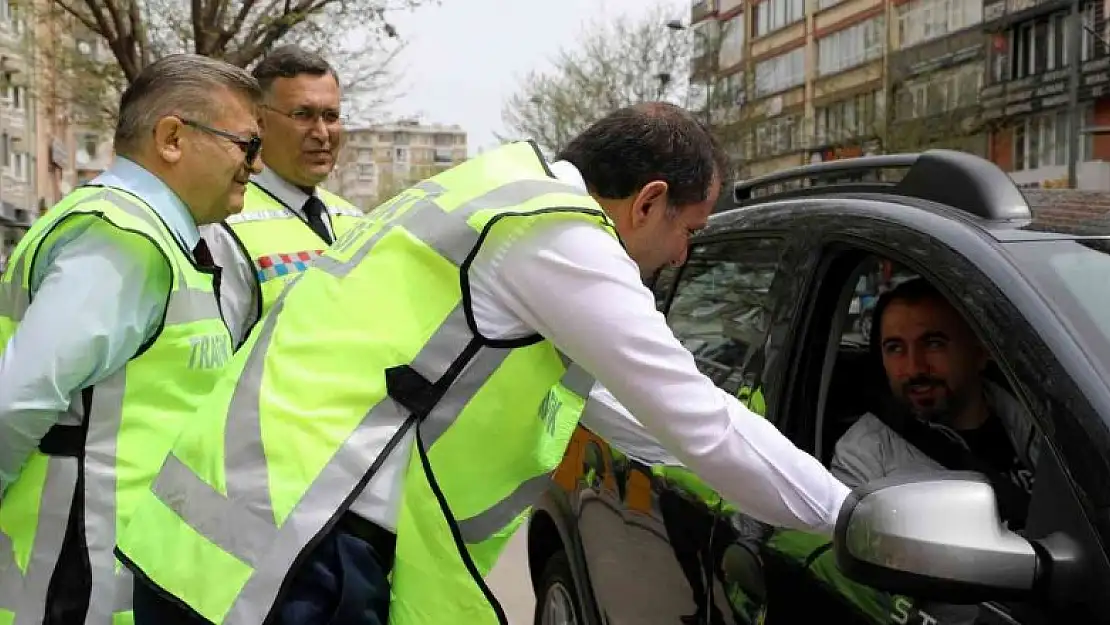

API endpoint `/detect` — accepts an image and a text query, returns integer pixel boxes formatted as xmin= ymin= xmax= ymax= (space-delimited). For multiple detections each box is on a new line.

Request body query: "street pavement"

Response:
xmin=487 ymin=527 xmax=536 ymax=625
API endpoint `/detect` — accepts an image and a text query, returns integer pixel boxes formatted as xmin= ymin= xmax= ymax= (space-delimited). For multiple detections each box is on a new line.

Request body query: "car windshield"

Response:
xmin=1007 ymin=238 xmax=1110 ymax=377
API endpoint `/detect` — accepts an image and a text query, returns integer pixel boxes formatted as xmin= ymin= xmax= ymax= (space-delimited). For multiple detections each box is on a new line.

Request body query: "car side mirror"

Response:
xmin=834 ymin=472 xmax=1040 ymax=604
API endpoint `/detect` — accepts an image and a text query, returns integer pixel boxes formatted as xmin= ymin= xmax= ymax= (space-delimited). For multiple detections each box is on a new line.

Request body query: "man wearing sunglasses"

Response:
xmin=202 ymin=45 xmax=363 ymax=346
xmin=0 ymin=54 xmax=262 ymax=624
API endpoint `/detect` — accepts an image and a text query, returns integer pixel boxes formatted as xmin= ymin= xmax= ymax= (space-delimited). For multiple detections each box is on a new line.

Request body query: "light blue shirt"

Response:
xmin=0 ymin=157 xmax=198 ymax=493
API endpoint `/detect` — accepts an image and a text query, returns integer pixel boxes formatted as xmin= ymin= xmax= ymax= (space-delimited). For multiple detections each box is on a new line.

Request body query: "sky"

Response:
xmin=385 ymin=0 xmax=688 ymax=155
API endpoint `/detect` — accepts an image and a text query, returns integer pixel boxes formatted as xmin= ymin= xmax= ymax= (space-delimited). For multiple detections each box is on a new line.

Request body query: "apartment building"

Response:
xmin=0 ymin=0 xmax=35 ymax=267
xmin=689 ymin=0 xmax=891 ymax=177
xmin=32 ymin=0 xmax=84 ymax=217
xmin=980 ymin=0 xmax=1110 ymax=190
xmin=0 ymin=0 xmax=97 ymax=268
xmin=328 ymin=120 xmax=468 ymax=209
xmin=887 ymin=0 xmax=988 ymax=156
xmin=687 ymin=0 xmax=997 ymax=180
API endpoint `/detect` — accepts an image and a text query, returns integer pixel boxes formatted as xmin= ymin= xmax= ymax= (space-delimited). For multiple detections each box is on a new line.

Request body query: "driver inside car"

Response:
xmin=830 ymin=277 xmax=1039 ymax=530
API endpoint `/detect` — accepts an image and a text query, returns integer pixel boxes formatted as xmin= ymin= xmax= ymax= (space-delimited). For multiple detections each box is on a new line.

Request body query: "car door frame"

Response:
xmin=651 ymin=223 xmax=816 ymax=624
xmin=773 ymin=201 xmax=1110 ymax=622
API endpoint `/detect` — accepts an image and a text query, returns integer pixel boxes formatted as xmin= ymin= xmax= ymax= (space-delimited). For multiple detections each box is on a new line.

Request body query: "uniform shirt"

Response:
xmin=201 ymin=167 xmax=335 ymax=345
xmin=351 ymin=160 xmax=851 ymax=536
xmin=0 ymin=158 xmax=200 ymax=493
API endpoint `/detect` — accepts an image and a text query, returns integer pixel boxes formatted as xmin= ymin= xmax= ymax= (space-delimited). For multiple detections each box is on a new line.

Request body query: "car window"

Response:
xmin=822 ymin=255 xmax=1038 ymax=524
xmin=1006 ymin=239 xmax=1110 ymax=378
xmin=666 ymin=237 xmax=785 ymax=398
xmin=651 ymin=265 xmax=680 ymax=311
xmin=788 ymin=250 xmax=1048 ymax=624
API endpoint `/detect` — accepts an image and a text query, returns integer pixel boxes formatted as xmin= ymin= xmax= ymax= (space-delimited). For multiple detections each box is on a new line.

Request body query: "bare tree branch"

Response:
xmin=500 ymin=3 xmax=697 ymax=155
xmin=36 ymin=0 xmax=429 ymax=129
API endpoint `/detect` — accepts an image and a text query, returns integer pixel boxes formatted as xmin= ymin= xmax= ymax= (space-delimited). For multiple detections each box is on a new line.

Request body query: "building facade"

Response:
xmin=0 ymin=0 xmax=98 ymax=269
xmin=688 ymin=0 xmax=992 ymax=179
xmin=328 ymin=119 xmax=468 ymax=209
xmin=980 ymin=0 xmax=1110 ymax=190
xmin=0 ymin=0 xmax=36 ymax=268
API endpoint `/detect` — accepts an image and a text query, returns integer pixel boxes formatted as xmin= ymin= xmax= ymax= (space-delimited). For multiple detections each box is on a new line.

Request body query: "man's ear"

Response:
xmin=630 ymin=180 xmax=669 ymax=229
xmin=153 ymin=117 xmax=185 ymax=165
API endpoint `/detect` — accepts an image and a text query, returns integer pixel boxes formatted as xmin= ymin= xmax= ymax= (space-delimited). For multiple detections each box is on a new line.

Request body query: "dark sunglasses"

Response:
xmin=176 ymin=117 xmax=262 ymax=166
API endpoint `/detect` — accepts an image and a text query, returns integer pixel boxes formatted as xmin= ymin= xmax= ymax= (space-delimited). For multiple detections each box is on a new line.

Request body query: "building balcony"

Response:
xmin=981 ymin=55 xmax=1110 ymax=121
xmin=983 ymin=0 xmax=1071 ymax=30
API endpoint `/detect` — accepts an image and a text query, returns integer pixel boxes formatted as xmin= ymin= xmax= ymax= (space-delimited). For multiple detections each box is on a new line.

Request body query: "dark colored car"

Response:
xmin=526 ymin=151 xmax=1110 ymax=625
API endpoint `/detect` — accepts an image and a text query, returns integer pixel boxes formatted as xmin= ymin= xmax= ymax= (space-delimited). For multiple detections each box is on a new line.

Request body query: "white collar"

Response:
xmin=251 ymin=166 xmax=314 ymax=213
xmin=548 ymin=160 xmax=588 ymax=192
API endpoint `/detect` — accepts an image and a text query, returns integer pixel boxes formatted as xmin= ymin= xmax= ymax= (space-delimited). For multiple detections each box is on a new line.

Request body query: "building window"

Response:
xmin=434 ymin=148 xmax=454 ymax=164
xmin=721 ymin=71 xmax=746 ymax=108
xmin=718 ymin=12 xmax=745 ymax=69
xmin=692 ymin=19 xmax=721 ymax=58
xmin=896 ymin=62 xmax=983 ymax=119
xmin=9 ymin=151 xmax=27 ymax=181
xmin=815 ymin=90 xmax=885 ymax=145
xmin=817 ymin=16 xmax=885 ymax=76
xmin=1012 ymin=105 xmax=1094 ymax=171
xmin=897 ymin=0 xmax=983 ymax=50
xmin=394 ymin=147 xmax=408 ymax=162
xmin=754 ymin=47 xmax=804 ymax=97
xmin=752 ymin=114 xmax=801 ymax=158
xmin=996 ymin=2 xmax=1100 ymax=82
xmin=753 ymin=0 xmax=804 ymax=38
xmin=358 ymin=164 xmax=375 ymax=182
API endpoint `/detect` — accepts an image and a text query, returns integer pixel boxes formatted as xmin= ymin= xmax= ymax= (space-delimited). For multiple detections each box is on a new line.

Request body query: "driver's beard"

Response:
xmin=897 ymin=383 xmax=975 ymax=428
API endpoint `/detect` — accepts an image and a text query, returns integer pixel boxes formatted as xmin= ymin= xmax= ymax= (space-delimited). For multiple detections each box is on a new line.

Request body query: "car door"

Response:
xmin=734 ymin=210 xmax=1110 ymax=625
xmin=566 ymin=263 xmax=693 ymax=624
xmin=594 ymin=233 xmax=798 ymax=625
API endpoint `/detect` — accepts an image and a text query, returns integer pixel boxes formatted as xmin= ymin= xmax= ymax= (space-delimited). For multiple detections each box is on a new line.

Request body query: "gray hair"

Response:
xmin=251 ymin=45 xmax=339 ymax=95
xmin=114 ymin=54 xmax=262 ymax=155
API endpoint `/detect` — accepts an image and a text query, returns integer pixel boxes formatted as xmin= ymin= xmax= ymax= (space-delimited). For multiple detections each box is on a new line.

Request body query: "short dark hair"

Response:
xmin=868 ymin=277 xmax=946 ymax=348
xmin=115 ymin=54 xmax=262 ymax=156
xmin=252 ymin=45 xmax=339 ymax=94
xmin=556 ymin=103 xmax=729 ymax=208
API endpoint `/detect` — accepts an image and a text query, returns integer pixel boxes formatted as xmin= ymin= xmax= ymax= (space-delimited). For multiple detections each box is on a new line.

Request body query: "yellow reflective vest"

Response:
xmin=116 ymin=141 xmax=619 ymax=625
xmin=0 ymin=186 xmax=232 ymax=625
xmin=222 ymin=182 xmax=362 ymax=321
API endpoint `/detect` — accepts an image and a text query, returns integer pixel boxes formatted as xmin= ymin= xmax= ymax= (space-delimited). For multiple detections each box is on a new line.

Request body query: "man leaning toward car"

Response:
xmin=118 ymin=102 xmax=852 ymax=625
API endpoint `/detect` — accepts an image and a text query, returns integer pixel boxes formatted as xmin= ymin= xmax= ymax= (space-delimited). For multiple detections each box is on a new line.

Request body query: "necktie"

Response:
xmin=192 ymin=238 xmax=215 ymax=269
xmin=302 ymin=196 xmax=334 ymax=244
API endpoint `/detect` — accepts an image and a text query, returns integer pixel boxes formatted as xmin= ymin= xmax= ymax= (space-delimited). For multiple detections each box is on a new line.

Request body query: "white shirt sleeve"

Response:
xmin=580 ymin=383 xmax=680 ymax=466
xmin=482 ymin=219 xmax=851 ymax=535
xmin=200 ymin=223 xmax=259 ymax=347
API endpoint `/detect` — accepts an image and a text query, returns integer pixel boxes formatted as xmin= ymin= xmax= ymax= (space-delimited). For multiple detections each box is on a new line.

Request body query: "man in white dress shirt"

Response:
xmin=121 ymin=102 xmax=852 ymax=625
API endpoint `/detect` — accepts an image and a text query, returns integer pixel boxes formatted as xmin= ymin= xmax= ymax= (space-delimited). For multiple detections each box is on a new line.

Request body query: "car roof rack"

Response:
xmin=733 ymin=149 xmax=1031 ymax=221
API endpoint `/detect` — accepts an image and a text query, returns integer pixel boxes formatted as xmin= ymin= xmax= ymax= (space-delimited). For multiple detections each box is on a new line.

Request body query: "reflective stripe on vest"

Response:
xmin=224 ymin=183 xmax=362 ymax=318
xmin=116 ymin=141 xmax=616 ymax=625
xmin=0 ymin=187 xmax=231 ymax=625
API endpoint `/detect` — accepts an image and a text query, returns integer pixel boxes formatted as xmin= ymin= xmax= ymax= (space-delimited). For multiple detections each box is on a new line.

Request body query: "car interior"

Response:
xmin=812 ymin=253 xmax=1029 ymax=478
xmin=814 ymin=257 xmax=910 ymax=465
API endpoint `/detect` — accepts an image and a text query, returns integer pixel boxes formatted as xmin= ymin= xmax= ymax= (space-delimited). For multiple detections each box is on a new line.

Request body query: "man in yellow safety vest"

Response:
xmin=202 ymin=44 xmax=363 ymax=346
xmin=118 ymin=103 xmax=851 ymax=625
xmin=0 ymin=54 xmax=261 ymax=624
